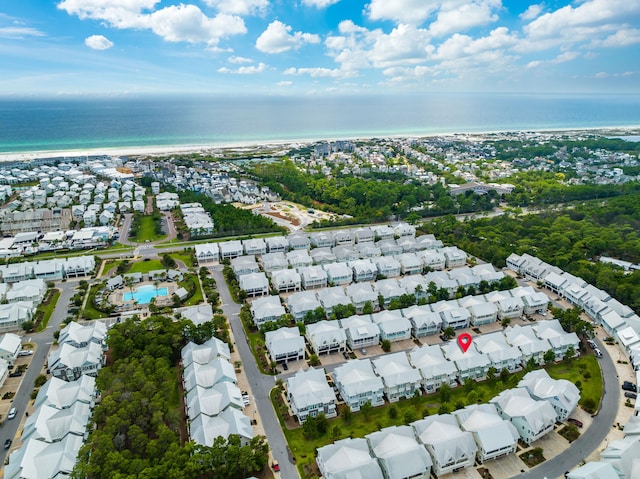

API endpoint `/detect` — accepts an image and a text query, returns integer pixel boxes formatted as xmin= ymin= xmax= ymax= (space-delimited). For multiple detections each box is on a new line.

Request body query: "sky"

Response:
xmin=0 ymin=0 xmax=639 ymax=96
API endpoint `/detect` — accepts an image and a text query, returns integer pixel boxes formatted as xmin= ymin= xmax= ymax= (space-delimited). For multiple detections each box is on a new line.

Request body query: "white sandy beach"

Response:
xmin=1 ymin=125 xmax=639 ymax=163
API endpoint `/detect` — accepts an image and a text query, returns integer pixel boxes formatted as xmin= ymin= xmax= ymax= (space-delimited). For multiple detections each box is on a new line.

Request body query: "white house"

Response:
xmin=183 ymin=358 xmax=237 ymax=392
xmin=310 ymin=247 xmax=337 ymax=265
xmin=180 ymin=303 xmax=214 ymax=326
xmin=372 ymin=352 xmax=422 ymax=402
xmin=403 ymin=305 xmax=442 ymax=337
xmin=219 ymin=240 xmax=244 ymax=260
xmin=299 ymin=265 xmax=328 ymax=290
xmin=242 ymin=238 xmax=266 ymax=256
xmin=287 ymin=249 xmax=313 ymax=269
xmin=371 ymin=310 xmax=412 ymax=343
xmin=323 ymin=262 xmax=353 ymax=286
xmin=349 ymin=259 xmax=378 ymax=283
xmin=58 ymin=321 xmax=107 ymax=349
xmin=316 ymin=286 xmax=350 ymax=316
xmin=474 ymin=332 xmax=523 ymax=373
xmin=346 ymin=283 xmax=379 ymax=313
xmin=316 ymin=438 xmax=384 ymax=479
xmin=532 ymin=319 xmax=580 ymax=360
xmin=181 ymin=337 xmax=231 ymax=366
xmin=441 ymin=340 xmax=491 ymax=382
xmin=566 ymin=462 xmax=619 ymax=479
xmin=518 ymin=369 xmax=580 ymax=422
xmin=306 ymin=320 xmax=347 ymax=355
xmin=340 ymin=315 xmax=380 ymax=349
xmin=504 ymin=324 xmax=552 ymax=366
xmin=408 ymin=344 xmax=458 ymax=393
xmin=0 ymin=333 xmax=22 ymax=365
xmin=265 ymin=236 xmax=289 ymax=253
xmin=286 ymin=290 xmax=322 ymax=322
xmin=375 ymin=256 xmax=402 ymax=278
xmin=238 ymin=272 xmax=269 ymax=297
xmin=333 ymin=359 xmax=385 ymax=411
xmin=271 ymin=269 xmax=302 ymax=293
xmin=189 ymin=407 xmax=253 ymax=447
xmin=440 ymin=246 xmax=467 ymax=268
xmin=261 ymin=252 xmax=288 ymax=274
xmin=366 ymin=425 xmax=432 ymax=479
xmin=251 ymin=296 xmax=286 ymax=327
xmin=266 ymin=327 xmax=306 ymax=364
xmin=411 ymin=414 xmax=478 ymax=476
xmin=231 ymin=256 xmax=260 ymax=276
xmin=490 ymin=388 xmax=557 ymax=444
xmin=453 ymin=403 xmax=520 ymax=463
xmin=48 ymin=342 xmax=103 ymax=382
xmin=287 ymin=367 xmax=337 ymax=423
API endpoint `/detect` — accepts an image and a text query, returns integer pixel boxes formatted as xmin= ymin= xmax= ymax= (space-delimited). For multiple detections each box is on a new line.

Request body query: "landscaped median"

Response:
xmin=272 ymin=355 xmax=602 ymax=479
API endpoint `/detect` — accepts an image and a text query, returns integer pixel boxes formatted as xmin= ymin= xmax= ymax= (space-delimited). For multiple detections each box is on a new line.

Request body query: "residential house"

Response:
xmin=332 ymin=230 xmax=355 ymax=246
xmin=466 ymin=300 xmax=498 ymax=326
xmin=48 ymin=342 xmax=103 ymax=381
xmin=265 ymin=327 xmax=306 ymax=364
xmin=286 ymin=291 xmax=322 ymax=322
xmin=58 ymin=321 xmax=107 ymax=349
xmin=397 ymin=253 xmax=423 ymax=275
xmin=333 ymin=359 xmax=385 ymax=411
xmin=372 ymin=225 xmax=395 ymax=240
xmin=600 ymin=437 xmax=640 ymax=479
xmin=403 ymin=305 xmax=442 ymax=337
xmin=474 ymin=332 xmax=523 ymax=373
xmin=242 ymin=238 xmax=267 ymax=256
xmin=5 ymin=434 xmax=84 ymax=479
xmin=411 ymin=414 xmax=478 ymax=476
xmin=310 ymin=232 xmax=335 ymax=248
xmin=340 ymin=315 xmax=380 ymax=349
xmin=0 ymin=333 xmax=22 ymax=366
xmin=518 ymin=369 xmax=580 ymax=422
xmin=504 ymin=324 xmax=552 ymax=366
xmin=439 ymin=246 xmax=467 ymax=268
xmin=490 ymin=388 xmax=557 ymax=444
xmin=287 ymin=367 xmax=337 ymax=423
xmin=316 ymin=438 xmax=384 ymax=479
xmin=333 ymin=245 xmax=359 ymax=262
xmin=441 ymin=340 xmax=491 ymax=382
xmin=238 ymin=272 xmax=269 ymax=297
xmin=0 ymin=302 xmax=33 ymax=331
xmin=453 ymin=403 xmax=520 ymax=463
xmin=288 ymin=233 xmax=310 ymax=250
xmin=436 ymin=301 xmax=471 ymax=330
xmin=306 ymin=320 xmax=347 ymax=355
xmin=183 ymin=358 xmax=237 ymax=392
xmin=300 ymin=265 xmax=328 ymax=290
xmin=189 ymin=407 xmax=253 ymax=447
xmin=372 ymin=352 xmax=422 ymax=402
xmin=374 ymin=279 xmax=407 ymax=307
xmin=532 ymin=319 xmax=580 ymax=360
xmin=417 ymin=250 xmax=446 ymax=271
xmin=271 ymin=269 xmax=302 ymax=293
xmin=219 ymin=240 xmax=244 ymax=260
xmin=180 ymin=303 xmax=214 ymax=326
xmin=287 ymin=250 xmax=313 ymax=269
xmin=372 ymin=310 xmax=412 ymax=343
xmin=354 ymin=227 xmax=375 ymax=244
xmin=265 ymin=236 xmax=289 ymax=253
xmin=565 ymin=462 xmax=619 ymax=479
xmin=250 ymin=296 xmax=286 ymax=327
xmin=349 ymin=259 xmax=378 ymax=282
xmin=408 ymin=344 xmax=458 ymax=393
xmin=357 ymin=242 xmax=382 ymax=259
xmin=375 ymin=257 xmax=402 ymax=278
xmin=310 ymin=247 xmax=337 ymax=265
xmin=317 ymin=287 xmax=350 ymax=317
xmin=366 ymin=426 xmax=432 ymax=479
xmin=377 ymin=239 xmax=403 ymax=256
xmin=231 ymin=256 xmax=260 ymax=276
xmin=181 ymin=337 xmax=231 ymax=366
xmin=261 ymin=252 xmax=288 ymax=275
xmin=324 ymin=262 xmax=353 ymax=286
xmin=346 ymin=282 xmax=379 ymax=313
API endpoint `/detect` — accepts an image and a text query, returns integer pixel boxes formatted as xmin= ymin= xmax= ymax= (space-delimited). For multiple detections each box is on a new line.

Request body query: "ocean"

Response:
xmin=1 ymin=93 xmax=640 ymax=154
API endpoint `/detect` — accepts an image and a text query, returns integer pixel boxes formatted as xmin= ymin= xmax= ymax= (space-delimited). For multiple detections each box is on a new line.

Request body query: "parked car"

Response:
xmin=622 ymin=381 xmax=637 ymax=392
xmin=272 ymin=460 xmax=280 ymax=472
xmin=9 ymin=371 xmax=22 ymax=378
xmin=282 ymin=362 xmax=288 ymax=371
xmin=4 ymin=439 xmax=11 ymax=449
xmin=361 ymin=348 xmax=367 ymax=355
xmin=586 ymin=340 xmax=596 ymax=349
xmin=7 ymin=407 xmax=17 ymax=419
xmin=594 ymin=348 xmax=602 ymax=358
xmin=625 ymin=392 xmax=637 ymax=399
xmin=342 ymin=351 xmax=350 ymax=360
xmin=18 ymin=350 xmax=33 ymax=357
xmin=567 ymin=418 xmax=583 ymax=428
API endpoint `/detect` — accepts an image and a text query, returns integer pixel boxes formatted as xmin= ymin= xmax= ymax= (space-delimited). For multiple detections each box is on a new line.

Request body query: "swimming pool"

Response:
xmin=123 ymin=284 xmax=169 ymax=304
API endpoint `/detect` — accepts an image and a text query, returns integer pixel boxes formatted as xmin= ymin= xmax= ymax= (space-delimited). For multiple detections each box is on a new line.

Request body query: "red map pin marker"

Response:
xmin=457 ymin=333 xmax=473 ymax=353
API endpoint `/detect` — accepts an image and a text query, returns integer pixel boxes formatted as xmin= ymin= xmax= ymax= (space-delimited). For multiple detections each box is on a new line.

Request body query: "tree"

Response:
xmin=564 ymin=345 xmax=576 ymax=361
xmin=360 ymin=401 xmax=373 ymax=420
xmin=544 ymin=349 xmax=556 ymax=364
xmin=362 ymin=301 xmax=374 ymax=315
xmin=309 ymin=354 xmax=320 ymax=366
xmin=439 ymin=383 xmax=451 ymax=403
xmin=501 ymin=317 xmax=512 ymax=328
xmin=442 ymin=327 xmax=456 ymax=340
xmin=381 ymin=339 xmax=392 ymax=352
xmin=21 ymin=320 xmax=34 ymax=332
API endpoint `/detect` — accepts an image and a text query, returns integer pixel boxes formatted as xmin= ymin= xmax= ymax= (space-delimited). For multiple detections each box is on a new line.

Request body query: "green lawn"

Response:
xmin=81 ymin=284 xmax=110 ymax=319
xmin=133 ymin=215 xmax=166 ymax=242
xmin=279 ymin=356 xmax=601 ymax=478
xmin=170 ymin=252 xmax=195 ymax=268
xmin=35 ymin=289 xmax=60 ymax=332
xmin=128 ymin=259 xmax=165 ymax=274
xmin=183 ymin=274 xmax=204 ymax=306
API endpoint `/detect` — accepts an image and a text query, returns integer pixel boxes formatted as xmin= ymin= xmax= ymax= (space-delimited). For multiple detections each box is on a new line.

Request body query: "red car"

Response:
xmin=272 ymin=460 xmax=280 ymax=472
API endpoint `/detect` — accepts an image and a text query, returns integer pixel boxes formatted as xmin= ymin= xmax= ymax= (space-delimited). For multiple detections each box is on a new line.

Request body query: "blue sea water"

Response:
xmin=1 ymin=93 xmax=639 ymax=154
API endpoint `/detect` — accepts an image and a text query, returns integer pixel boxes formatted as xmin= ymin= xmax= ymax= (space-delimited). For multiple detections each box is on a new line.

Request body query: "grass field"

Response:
xmin=133 ymin=215 xmax=166 ymax=242
xmin=127 ymin=259 xmax=165 ymax=274
xmin=35 ymin=289 xmax=60 ymax=332
xmin=279 ymin=355 xmax=601 ymax=478
xmin=82 ymin=284 xmax=110 ymax=320
xmin=183 ymin=273 xmax=204 ymax=306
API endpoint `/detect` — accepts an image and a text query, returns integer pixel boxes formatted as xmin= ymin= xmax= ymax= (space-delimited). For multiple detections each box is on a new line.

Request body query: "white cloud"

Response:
xmin=429 ymin=1 xmax=501 ymax=38
xmin=85 ymin=34 xmax=114 ymax=50
xmin=148 ymin=5 xmax=245 ymax=45
xmin=0 ymin=26 xmax=45 ymax=38
xmin=302 ymin=0 xmax=340 ymax=7
xmin=218 ymin=62 xmax=267 ymax=74
xmin=277 ymin=80 xmax=292 ymax=86
xmin=203 ymin=0 xmax=268 ymax=16
xmin=284 ymin=66 xmax=353 ymax=78
xmin=58 ymin=0 xmax=246 ymax=47
xmin=57 ymin=0 xmax=156 ymax=29
xmin=595 ymin=29 xmax=640 ymax=48
xmin=520 ymin=3 xmax=544 ymax=21
xmin=256 ymin=20 xmax=320 ymax=53
xmin=227 ymin=55 xmax=253 ymax=63
xmin=366 ymin=0 xmax=441 ymax=25
xmin=526 ymin=50 xmax=579 ymax=69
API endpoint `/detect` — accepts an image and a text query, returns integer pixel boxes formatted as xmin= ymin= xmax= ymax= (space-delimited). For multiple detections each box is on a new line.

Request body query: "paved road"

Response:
xmin=210 ymin=266 xmax=299 ymax=479
xmin=514 ymin=336 xmax=619 ymax=479
xmin=0 ymin=281 xmax=77 ymax=465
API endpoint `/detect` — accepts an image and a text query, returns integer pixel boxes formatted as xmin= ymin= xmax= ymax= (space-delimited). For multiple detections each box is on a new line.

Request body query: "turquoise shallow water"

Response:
xmin=1 ymin=93 xmax=639 ymax=153
xmin=123 ymin=285 xmax=169 ymax=304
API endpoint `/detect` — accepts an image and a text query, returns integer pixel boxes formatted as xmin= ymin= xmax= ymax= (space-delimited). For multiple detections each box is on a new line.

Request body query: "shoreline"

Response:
xmin=2 ymin=124 xmax=640 ymax=163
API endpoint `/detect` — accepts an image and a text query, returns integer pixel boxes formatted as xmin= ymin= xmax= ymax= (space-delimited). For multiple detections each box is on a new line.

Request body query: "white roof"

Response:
xmin=49 ymin=341 xmax=102 ymax=370
xmin=183 ymin=358 xmax=237 ymax=391
xmin=265 ymin=327 xmax=306 ymax=357
xmin=0 ymin=333 xmax=22 ymax=356
xmin=251 ymin=295 xmax=286 ymax=320
xmin=454 ymin=403 xmax=519 ymax=455
xmin=307 ymin=320 xmax=347 ymax=347
xmin=22 ymin=400 xmax=90 ymax=442
xmin=59 ymin=320 xmax=107 ymax=347
xmin=181 ymin=337 xmax=231 ymax=366
xmin=504 ymin=324 xmax=552 ymax=356
xmin=411 ymin=414 xmax=478 ymax=467
xmin=441 ymin=341 xmax=491 ymax=371
xmin=287 ymin=367 xmax=336 ymax=411
xmin=333 ymin=359 xmax=384 ymax=397
xmin=518 ymin=369 xmax=580 ymax=413
xmin=566 ymin=462 xmax=619 ymax=479
xmin=185 ymin=381 xmax=243 ymax=419
xmin=5 ymin=434 xmax=84 ymax=479
xmin=189 ymin=407 xmax=253 ymax=446
xmin=34 ymin=375 xmax=96 ymax=410
xmin=317 ymin=437 xmax=384 ymax=479
xmin=474 ymin=331 xmax=522 ymax=364
xmin=372 ymin=352 xmax=421 ymax=389
xmin=366 ymin=425 xmax=432 ymax=479
xmin=408 ymin=344 xmax=458 ymax=379
xmin=491 ymin=388 xmax=557 ymax=433
xmin=181 ymin=303 xmax=214 ymax=326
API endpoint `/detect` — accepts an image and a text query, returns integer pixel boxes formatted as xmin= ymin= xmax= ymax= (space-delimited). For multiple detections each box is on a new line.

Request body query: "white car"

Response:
xmin=18 ymin=350 xmax=33 ymax=357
